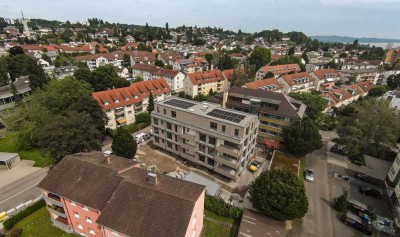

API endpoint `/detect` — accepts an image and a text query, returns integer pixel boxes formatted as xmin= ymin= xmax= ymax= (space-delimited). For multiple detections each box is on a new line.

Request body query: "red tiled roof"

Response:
xmin=281 ymin=72 xmax=314 ymax=86
xmin=75 ymin=52 xmax=123 ymax=61
xmin=130 ymin=51 xmax=156 ymax=62
xmin=324 ymin=86 xmax=363 ymax=103
xmin=92 ymin=78 xmax=171 ymax=110
xmin=132 ymin=64 xmax=179 ymax=78
xmin=244 ymin=78 xmax=283 ymax=91
xmin=188 ymin=69 xmax=224 ymax=85
xmin=271 ymin=54 xmax=283 ymax=61
xmin=53 ymin=45 xmax=92 ymax=52
xmin=312 ymin=69 xmax=341 ymax=80
xmin=357 ymin=81 xmax=374 ymax=93
xmin=193 ymin=57 xmax=209 ymax=66
xmin=159 ymin=51 xmax=181 ymax=61
xmin=222 ymin=69 xmax=234 ymax=81
xmin=260 ymin=64 xmax=300 ymax=74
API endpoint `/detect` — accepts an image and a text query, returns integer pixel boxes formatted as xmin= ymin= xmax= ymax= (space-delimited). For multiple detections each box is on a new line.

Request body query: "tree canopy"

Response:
xmin=270 ymin=55 xmax=302 ymax=67
xmin=74 ymin=65 xmax=130 ymax=92
xmin=112 ymin=127 xmax=137 ymax=159
xmin=387 ymin=74 xmax=400 ymax=90
xmin=249 ymin=47 xmax=271 ymax=71
xmin=249 ymin=169 xmax=308 ymax=221
xmin=216 ymin=54 xmax=238 ymax=70
xmin=289 ymin=92 xmax=327 ymax=121
xmin=147 ymin=92 xmax=154 ymax=113
xmin=283 ymin=117 xmax=323 ymax=156
xmin=368 ymin=85 xmax=388 ymax=97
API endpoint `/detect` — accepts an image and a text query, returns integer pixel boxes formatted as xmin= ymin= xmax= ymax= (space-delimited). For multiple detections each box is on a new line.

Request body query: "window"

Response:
xmin=199 ymin=144 xmax=206 ymax=153
xmin=163 ymin=108 xmax=166 ymax=115
xmin=86 ymin=217 xmax=92 ymax=224
xmin=208 ymin=148 xmax=215 ymax=156
xmin=153 ymin=118 xmax=158 ymax=125
xmin=167 ymin=132 xmax=172 ymax=139
xmin=157 ymin=106 xmax=160 ymax=113
xmin=167 ymin=122 xmax=172 ymax=130
xmin=175 ymin=135 xmax=178 ymax=141
xmin=174 ymin=125 xmax=178 ymax=132
xmin=83 ymin=206 xmax=89 ymax=211
xmin=210 ymin=122 xmax=217 ymax=130
xmin=175 ymin=144 xmax=179 ymax=151
xmin=155 ymin=137 xmax=159 ymax=143
xmin=154 ymin=127 xmax=159 ymax=134
xmin=171 ymin=111 xmax=176 ymax=118
xmin=209 ymin=136 xmax=216 ymax=146
xmin=89 ymin=229 xmax=95 ymax=235
xmin=234 ymin=129 xmax=239 ymax=137
xmin=199 ymin=133 xmax=206 ymax=142
xmin=77 ymin=224 xmax=83 ymax=230
xmin=128 ymin=111 xmax=132 ymax=114
xmin=199 ymin=155 xmax=205 ymax=163
xmin=245 ymin=127 xmax=249 ymax=135
xmin=74 ymin=212 xmax=79 ymax=218
xmin=167 ymin=141 xmax=172 ymax=149
xmin=222 ymin=125 xmax=226 ymax=133
xmin=207 ymin=158 xmax=215 ymax=166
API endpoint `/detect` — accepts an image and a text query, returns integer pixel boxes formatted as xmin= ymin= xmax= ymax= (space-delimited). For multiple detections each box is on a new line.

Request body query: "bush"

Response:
xmin=363 ymin=143 xmax=397 ymax=162
xmin=3 ymin=199 xmax=46 ymax=230
xmin=123 ymin=122 xmax=151 ymax=134
xmin=8 ymin=227 xmax=22 ymax=237
xmin=135 ymin=112 xmax=151 ymax=124
xmin=205 ymin=195 xmax=242 ymax=219
xmin=334 ymin=191 xmax=348 ymax=211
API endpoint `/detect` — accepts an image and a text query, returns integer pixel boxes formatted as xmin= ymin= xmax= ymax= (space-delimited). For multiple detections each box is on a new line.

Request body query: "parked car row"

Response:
xmin=342 ymin=198 xmax=375 ymax=235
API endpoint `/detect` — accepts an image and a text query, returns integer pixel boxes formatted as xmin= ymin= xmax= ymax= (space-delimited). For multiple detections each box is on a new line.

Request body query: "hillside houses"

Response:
xmin=243 ymin=77 xmax=284 ymax=93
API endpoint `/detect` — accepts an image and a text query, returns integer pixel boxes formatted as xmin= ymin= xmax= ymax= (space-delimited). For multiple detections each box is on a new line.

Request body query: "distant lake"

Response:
xmin=359 ymin=42 xmax=400 ymax=48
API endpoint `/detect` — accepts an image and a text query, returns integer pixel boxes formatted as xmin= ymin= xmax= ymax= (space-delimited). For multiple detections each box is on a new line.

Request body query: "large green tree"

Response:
xmin=289 ymin=92 xmax=327 ymax=121
xmin=387 ymin=74 xmax=400 ymax=90
xmin=368 ymin=85 xmax=388 ymax=97
xmin=147 ymin=92 xmax=154 ymax=113
xmin=249 ymin=46 xmax=271 ymax=70
xmin=249 ymin=169 xmax=308 ymax=221
xmin=216 ymin=54 xmax=237 ymax=70
xmin=112 ymin=127 xmax=137 ymax=159
xmin=283 ymin=117 xmax=323 ymax=156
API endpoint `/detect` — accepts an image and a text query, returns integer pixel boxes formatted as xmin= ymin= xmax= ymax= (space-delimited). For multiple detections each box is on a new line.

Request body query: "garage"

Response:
xmin=0 ymin=152 xmax=22 ymax=170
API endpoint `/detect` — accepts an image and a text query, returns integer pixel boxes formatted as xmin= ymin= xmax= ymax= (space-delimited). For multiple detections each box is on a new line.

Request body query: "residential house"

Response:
xmin=75 ymin=52 xmax=124 ymax=71
xmin=322 ymin=84 xmax=364 ymax=109
xmin=151 ymin=97 xmax=259 ymax=180
xmin=173 ymin=57 xmax=209 ymax=74
xmin=53 ymin=66 xmax=79 ymax=80
xmin=305 ymin=63 xmax=329 ymax=72
xmin=0 ymin=76 xmax=31 ymax=111
xmin=184 ymin=70 xmax=226 ymax=97
xmin=340 ymin=60 xmax=379 ymax=70
xmin=92 ymin=78 xmax=171 ymax=129
xmin=339 ymin=68 xmax=381 ymax=84
xmin=277 ymin=72 xmax=315 ymax=94
xmin=158 ymin=51 xmax=182 ymax=66
xmin=125 ymin=35 xmax=135 ymax=43
xmin=37 ymin=59 xmax=55 ymax=76
xmin=228 ymin=53 xmax=247 ymax=63
xmin=243 ymin=78 xmax=284 ymax=93
xmin=256 ymin=64 xmax=301 ymax=80
xmin=382 ymin=88 xmax=400 ymax=110
xmin=129 ymin=51 xmax=156 ymax=66
xmin=209 ymin=87 xmax=306 ymax=143
xmin=385 ymin=49 xmax=400 ymax=64
xmin=132 ymin=64 xmax=185 ymax=92
xmin=38 ymin=152 xmax=205 ymax=237
xmin=385 ymin=152 xmax=400 ymax=227
xmin=311 ymin=69 xmax=342 ymax=91
xmin=113 ymin=66 xmax=130 ymax=79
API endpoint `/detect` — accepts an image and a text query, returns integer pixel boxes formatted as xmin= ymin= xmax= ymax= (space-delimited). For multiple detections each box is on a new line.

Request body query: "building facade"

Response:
xmin=92 ymin=78 xmax=171 ymax=129
xmin=310 ymin=69 xmax=342 ymax=91
xmin=385 ymin=153 xmax=400 ymax=227
xmin=151 ymin=97 xmax=259 ymax=180
xmin=277 ymin=72 xmax=315 ymax=94
xmin=382 ymin=88 xmax=400 ymax=110
xmin=256 ymin=64 xmax=301 ymax=80
xmin=184 ymin=70 xmax=227 ymax=97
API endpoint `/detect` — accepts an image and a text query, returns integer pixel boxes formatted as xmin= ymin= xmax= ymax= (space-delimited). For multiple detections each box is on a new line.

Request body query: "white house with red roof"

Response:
xmin=184 ymin=70 xmax=226 ymax=97
xmin=310 ymin=69 xmax=342 ymax=91
xmin=75 ymin=52 xmax=124 ymax=71
xmin=243 ymin=77 xmax=284 ymax=93
xmin=256 ymin=64 xmax=301 ymax=80
xmin=92 ymin=78 xmax=171 ymax=129
xmin=277 ymin=72 xmax=315 ymax=94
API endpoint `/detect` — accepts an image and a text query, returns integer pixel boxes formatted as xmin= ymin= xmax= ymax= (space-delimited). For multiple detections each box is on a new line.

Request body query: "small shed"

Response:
xmin=183 ymin=171 xmax=221 ymax=197
xmin=0 ymin=152 xmax=21 ymax=170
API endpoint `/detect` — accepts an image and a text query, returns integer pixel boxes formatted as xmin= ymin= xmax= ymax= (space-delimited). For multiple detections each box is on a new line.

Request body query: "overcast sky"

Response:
xmin=1 ymin=0 xmax=400 ymax=39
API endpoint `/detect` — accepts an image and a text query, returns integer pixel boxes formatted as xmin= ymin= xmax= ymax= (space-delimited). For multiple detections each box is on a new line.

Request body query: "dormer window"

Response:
xmin=104 ymin=101 xmax=109 ymax=105
xmin=115 ymin=99 xmax=120 ymax=103
xmin=125 ymin=97 xmax=130 ymax=101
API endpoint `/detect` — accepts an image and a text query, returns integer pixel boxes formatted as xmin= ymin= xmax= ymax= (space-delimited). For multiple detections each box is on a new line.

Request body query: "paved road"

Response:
xmin=0 ymin=168 xmax=48 ymax=212
xmin=288 ymin=143 xmax=334 ymax=237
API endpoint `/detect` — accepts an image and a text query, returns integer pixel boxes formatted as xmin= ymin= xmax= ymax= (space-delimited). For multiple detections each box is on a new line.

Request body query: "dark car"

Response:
xmin=354 ymin=172 xmax=375 ymax=184
xmin=350 ymin=158 xmax=363 ymax=166
xmin=341 ymin=212 xmax=373 ymax=235
xmin=358 ymin=186 xmax=382 ymax=199
xmin=330 ymin=144 xmax=348 ymax=156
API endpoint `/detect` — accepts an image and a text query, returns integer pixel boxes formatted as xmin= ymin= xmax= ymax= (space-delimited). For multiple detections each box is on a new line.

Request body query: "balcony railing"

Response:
xmin=114 ymin=110 xmax=125 ymax=116
xmin=215 ymin=165 xmax=236 ymax=180
xmin=47 ymin=205 xmax=66 ymax=218
xmin=51 ymin=216 xmax=71 ymax=233
xmin=216 ymin=155 xmax=238 ymax=169
xmin=216 ymin=144 xmax=240 ymax=157
xmin=44 ymin=194 xmax=63 ymax=207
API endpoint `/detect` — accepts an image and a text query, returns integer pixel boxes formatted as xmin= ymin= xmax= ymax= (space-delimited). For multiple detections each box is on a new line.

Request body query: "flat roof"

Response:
xmin=238 ymin=208 xmax=286 ymax=237
xmin=0 ymin=152 xmax=19 ymax=162
xmin=182 ymin=171 xmax=221 ymax=197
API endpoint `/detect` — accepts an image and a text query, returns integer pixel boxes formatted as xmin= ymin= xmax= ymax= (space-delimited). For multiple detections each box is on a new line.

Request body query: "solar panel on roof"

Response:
xmin=207 ymin=109 xmax=246 ymax=124
xmin=164 ymin=98 xmax=196 ymax=109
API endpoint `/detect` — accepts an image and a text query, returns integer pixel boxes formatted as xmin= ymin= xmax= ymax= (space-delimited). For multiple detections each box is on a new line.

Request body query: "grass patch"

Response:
xmin=0 ymin=132 xmax=52 ymax=167
xmin=8 ymin=207 xmax=77 ymax=237
xmin=202 ymin=210 xmax=239 ymax=237
xmin=270 ymin=151 xmax=301 ymax=175
xmin=204 ymin=210 xmax=235 ymax=223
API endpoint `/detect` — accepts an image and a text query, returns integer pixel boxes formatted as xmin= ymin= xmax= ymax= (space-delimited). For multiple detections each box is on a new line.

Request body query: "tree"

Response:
xmin=10 ymin=82 xmax=21 ymax=103
xmin=135 ymin=75 xmax=143 ymax=82
xmin=231 ymin=67 xmax=249 ymax=87
xmin=387 ymin=74 xmax=400 ymax=90
xmin=205 ymin=54 xmax=214 ymax=65
xmin=337 ymin=98 xmax=400 ymax=155
xmin=333 ymin=191 xmax=348 ymax=212
xmin=283 ymin=117 xmax=323 ymax=156
xmin=249 ymin=47 xmax=271 ymax=70
xmin=288 ymin=47 xmax=295 ymax=56
xmin=216 ymin=54 xmax=237 ymax=70
xmin=112 ymin=127 xmax=137 ymax=159
xmin=147 ymin=92 xmax=154 ymax=113
xmin=155 ymin=60 xmax=164 ymax=67
xmin=135 ymin=112 xmax=151 ymax=124
xmin=9 ymin=46 xmax=25 ymax=56
xmin=289 ymin=92 xmax=328 ymax=121
xmin=263 ymin=71 xmax=274 ymax=79
xmin=249 ymin=169 xmax=308 ymax=221
xmin=368 ymin=85 xmax=388 ymax=97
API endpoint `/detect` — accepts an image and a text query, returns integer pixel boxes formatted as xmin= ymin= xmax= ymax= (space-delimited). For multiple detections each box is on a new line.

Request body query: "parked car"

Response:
xmin=330 ymin=144 xmax=348 ymax=156
xmin=249 ymin=161 xmax=261 ymax=172
xmin=354 ymin=172 xmax=376 ymax=184
xmin=305 ymin=168 xmax=314 ymax=182
xmin=358 ymin=186 xmax=382 ymax=199
xmin=350 ymin=158 xmax=363 ymax=166
xmin=341 ymin=212 xmax=373 ymax=235
xmin=347 ymin=199 xmax=375 ymax=218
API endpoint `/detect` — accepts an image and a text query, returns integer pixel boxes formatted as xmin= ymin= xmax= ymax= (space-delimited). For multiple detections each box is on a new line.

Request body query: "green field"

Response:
xmin=201 ymin=210 xmax=239 ymax=237
xmin=7 ymin=207 xmax=77 ymax=237
xmin=0 ymin=132 xmax=52 ymax=167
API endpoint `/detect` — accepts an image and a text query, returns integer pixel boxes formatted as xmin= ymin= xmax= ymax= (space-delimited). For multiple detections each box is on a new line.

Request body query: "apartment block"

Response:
xmin=151 ymin=97 xmax=259 ymax=180
xmin=92 ymin=78 xmax=171 ymax=129
xmin=210 ymin=87 xmax=306 ymax=144
xmin=38 ymin=152 xmax=205 ymax=237
xmin=277 ymin=72 xmax=315 ymax=94
xmin=385 ymin=153 xmax=400 ymax=227
xmin=310 ymin=69 xmax=342 ymax=91
xmin=184 ymin=69 xmax=227 ymax=97
xmin=255 ymin=64 xmax=301 ymax=80
xmin=75 ymin=52 xmax=124 ymax=71
xmin=385 ymin=49 xmax=400 ymax=64
xmin=243 ymin=77 xmax=283 ymax=93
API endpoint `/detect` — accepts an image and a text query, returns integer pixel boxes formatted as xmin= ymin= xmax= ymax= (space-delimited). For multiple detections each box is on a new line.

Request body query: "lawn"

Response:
xmin=201 ymin=210 xmax=239 ymax=237
xmin=8 ymin=207 xmax=77 ymax=237
xmin=270 ymin=151 xmax=301 ymax=175
xmin=0 ymin=132 xmax=52 ymax=167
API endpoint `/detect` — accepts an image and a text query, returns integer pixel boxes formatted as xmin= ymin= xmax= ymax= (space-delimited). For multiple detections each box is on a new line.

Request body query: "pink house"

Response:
xmin=39 ymin=152 xmax=205 ymax=237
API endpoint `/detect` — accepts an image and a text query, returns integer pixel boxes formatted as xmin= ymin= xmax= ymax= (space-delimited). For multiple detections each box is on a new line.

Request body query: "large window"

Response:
xmin=166 ymin=122 xmax=172 ymax=130
xmin=209 ymin=136 xmax=216 ymax=146
xmin=210 ymin=122 xmax=217 ymax=130
xmin=153 ymin=118 xmax=158 ymax=125
xmin=234 ymin=129 xmax=239 ymax=137
xmin=171 ymin=111 xmax=176 ymax=118
xmin=199 ymin=155 xmax=205 ymax=163
xmin=222 ymin=125 xmax=226 ymax=133
xmin=207 ymin=158 xmax=215 ymax=166
xmin=200 ymin=133 xmax=206 ymax=142
xmin=167 ymin=132 xmax=172 ymax=139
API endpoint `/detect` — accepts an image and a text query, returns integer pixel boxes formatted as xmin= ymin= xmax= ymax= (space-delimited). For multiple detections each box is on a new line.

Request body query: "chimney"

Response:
xmin=147 ymin=172 xmax=158 ymax=185
xmin=222 ymin=90 xmax=229 ymax=108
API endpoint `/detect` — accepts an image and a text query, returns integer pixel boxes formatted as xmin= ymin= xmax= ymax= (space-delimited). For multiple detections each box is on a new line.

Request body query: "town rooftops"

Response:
xmin=188 ymin=69 xmax=224 ymax=85
xmin=38 ymin=152 xmax=205 ymax=237
xmin=260 ymin=64 xmax=301 ymax=74
xmin=159 ymin=97 xmax=257 ymax=127
xmin=281 ymin=72 xmax=314 ymax=86
xmin=244 ymin=78 xmax=283 ymax=91
xmin=132 ymin=64 xmax=180 ymax=78
xmin=312 ymin=69 xmax=341 ymax=80
xmin=75 ymin=52 xmax=123 ymax=61
xmin=158 ymin=51 xmax=182 ymax=61
xmin=92 ymin=78 xmax=171 ymax=110
xmin=357 ymin=81 xmax=374 ymax=93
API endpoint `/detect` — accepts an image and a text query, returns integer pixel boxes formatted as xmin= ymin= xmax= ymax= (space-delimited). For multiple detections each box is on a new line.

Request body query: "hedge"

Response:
xmin=205 ymin=195 xmax=242 ymax=219
xmin=106 ymin=122 xmax=151 ymax=138
xmin=4 ymin=199 xmax=46 ymax=230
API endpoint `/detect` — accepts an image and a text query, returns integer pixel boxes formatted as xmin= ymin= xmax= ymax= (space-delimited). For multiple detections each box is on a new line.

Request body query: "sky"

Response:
xmin=1 ymin=0 xmax=400 ymax=39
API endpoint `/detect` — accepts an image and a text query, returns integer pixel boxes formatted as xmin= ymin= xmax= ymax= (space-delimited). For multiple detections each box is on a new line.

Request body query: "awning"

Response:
xmin=116 ymin=118 xmax=126 ymax=124
xmin=265 ymin=138 xmax=280 ymax=150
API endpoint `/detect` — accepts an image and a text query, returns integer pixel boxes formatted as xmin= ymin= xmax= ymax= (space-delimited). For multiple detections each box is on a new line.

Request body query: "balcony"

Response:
xmin=181 ymin=142 xmax=196 ymax=151
xmin=114 ymin=109 xmax=125 ymax=116
xmin=51 ymin=216 xmax=72 ymax=233
xmin=216 ymin=155 xmax=238 ymax=169
xmin=47 ymin=205 xmax=66 ymax=218
xmin=215 ymin=165 xmax=236 ymax=180
xmin=180 ymin=152 xmax=196 ymax=162
xmin=216 ymin=144 xmax=240 ymax=157
xmin=180 ymin=133 xmax=195 ymax=140
xmin=44 ymin=194 xmax=63 ymax=207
